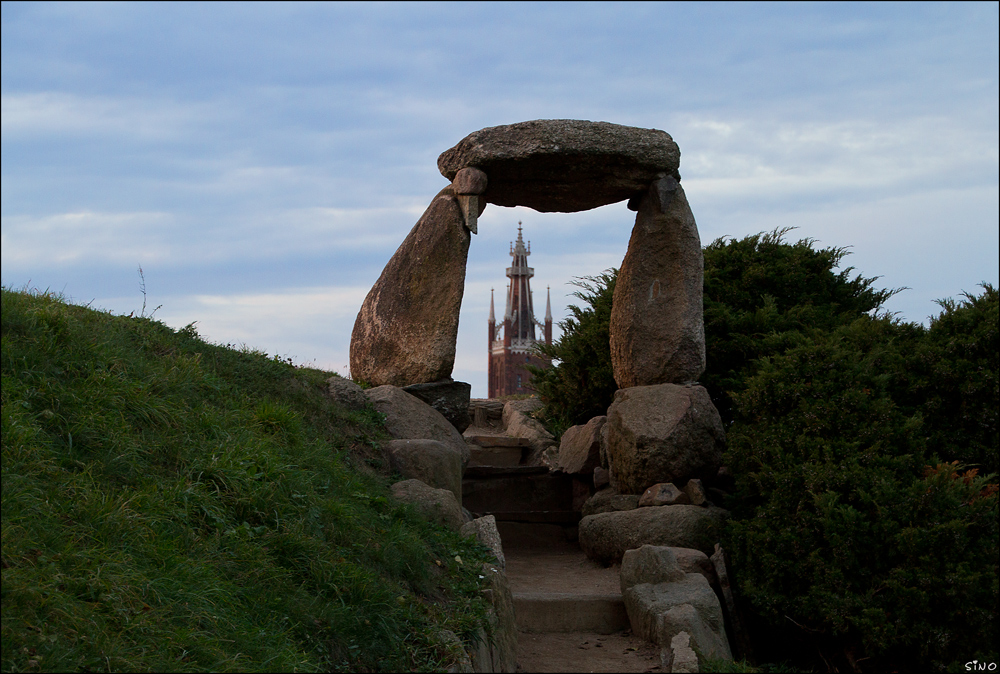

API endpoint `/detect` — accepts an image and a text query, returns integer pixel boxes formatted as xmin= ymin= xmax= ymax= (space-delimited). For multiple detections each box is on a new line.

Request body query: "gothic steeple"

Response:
xmin=505 ymin=222 xmax=536 ymax=344
xmin=489 ymin=222 xmax=552 ymax=398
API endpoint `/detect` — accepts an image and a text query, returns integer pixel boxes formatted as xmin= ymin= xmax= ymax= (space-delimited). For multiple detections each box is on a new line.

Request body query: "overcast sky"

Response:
xmin=3 ymin=2 xmax=997 ymax=398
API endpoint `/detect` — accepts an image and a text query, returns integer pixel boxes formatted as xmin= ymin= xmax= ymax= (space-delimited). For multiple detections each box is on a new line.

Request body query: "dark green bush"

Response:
xmin=724 ymin=310 xmax=998 ymax=672
xmin=528 ymin=270 xmax=618 ymax=437
xmin=531 ymin=228 xmax=895 ymax=433
xmin=702 ymin=227 xmax=897 ymax=426
xmin=904 ymin=284 xmax=998 ymax=474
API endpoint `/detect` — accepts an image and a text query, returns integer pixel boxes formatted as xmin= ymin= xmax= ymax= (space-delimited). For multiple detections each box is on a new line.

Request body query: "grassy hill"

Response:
xmin=1 ymin=287 xmax=493 ymax=672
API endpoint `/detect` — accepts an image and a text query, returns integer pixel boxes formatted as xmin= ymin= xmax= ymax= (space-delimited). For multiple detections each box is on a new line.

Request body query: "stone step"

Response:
xmin=464 ymin=465 xmax=549 ymax=478
xmin=514 ymin=592 xmax=630 ymax=634
xmin=466 ymin=435 xmax=531 ymax=448
xmin=468 ymin=446 xmax=523 ymax=467
xmin=505 ymin=548 xmax=630 ymax=636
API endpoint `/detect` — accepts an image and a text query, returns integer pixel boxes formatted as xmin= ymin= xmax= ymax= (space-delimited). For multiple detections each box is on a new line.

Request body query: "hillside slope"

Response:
xmin=1 ymin=287 xmax=492 ymax=672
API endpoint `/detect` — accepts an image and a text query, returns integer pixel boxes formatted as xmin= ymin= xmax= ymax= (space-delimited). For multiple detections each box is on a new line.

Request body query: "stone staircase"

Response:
xmin=462 ymin=439 xmax=631 ymax=636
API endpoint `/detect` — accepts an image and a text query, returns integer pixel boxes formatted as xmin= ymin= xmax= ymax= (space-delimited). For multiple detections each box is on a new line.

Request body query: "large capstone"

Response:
xmin=437 ymin=119 xmax=680 ymax=213
xmin=611 ymin=177 xmax=705 ymax=387
xmin=350 ymin=186 xmax=470 ymax=387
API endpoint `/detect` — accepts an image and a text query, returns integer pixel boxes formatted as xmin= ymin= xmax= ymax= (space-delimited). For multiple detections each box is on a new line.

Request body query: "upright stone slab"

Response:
xmin=611 ymin=177 xmax=705 ymax=387
xmin=350 ymin=185 xmax=470 ymax=387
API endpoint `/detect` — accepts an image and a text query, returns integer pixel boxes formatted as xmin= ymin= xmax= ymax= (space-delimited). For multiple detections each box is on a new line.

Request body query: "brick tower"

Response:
xmin=488 ymin=223 xmax=552 ymax=398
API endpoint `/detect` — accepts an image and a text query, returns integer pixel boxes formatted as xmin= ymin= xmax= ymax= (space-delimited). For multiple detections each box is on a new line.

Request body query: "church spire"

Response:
xmin=489 ymin=221 xmax=550 ymax=398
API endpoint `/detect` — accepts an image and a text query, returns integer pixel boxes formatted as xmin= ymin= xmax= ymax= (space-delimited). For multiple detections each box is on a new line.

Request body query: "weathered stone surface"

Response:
xmin=385 ymin=439 xmax=463 ymax=505
xmin=461 ymin=514 xmax=505 ymax=571
xmin=662 ymin=631 xmax=700 ymax=673
xmin=502 ymin=399 xmax=556 ymax=465
xmin=581 ymin=488 xmax=640 ymax=517
xmin=469 ymin=563 xmax=518 ymax=672
xmin=365 ymin=385 xmax=471 ymax=467
xmin=350 ymin=185 xmax=470 ymax=387
xmin=438 ymin=119 xmax=680 ymax=213
xmin=669 ymin=547 xmax=717 ymax=588
xmin=402 ymin=379 xmax=472 ymax=434
xmin=639 ymin=482 xmax=690 ymax=507
xmin=556 ymin=415 xmax=606 ymax=475
xmin=391 ymin=479 xmax=465 ymax=531
xmin=611 ymin=178 xmax=705 ymax=387
xmin=605 ymin=384 xmax=725 ymax=495
xmin=683 ymin=478 xmax=707 ymax=506
xmin=578 ymin=504 xmax=729 ymax=563
xmin=624 ymin=573 xmax=732 ymax=665
xmin=502 ymin=397 xmax=543 ymax=420
xmin=325 ymin=376 xmax=368 ymax=411
xmin=452 ymin=166 xmax=488 ymax=195
xmin=620 ymin=545 xmax=686 ymax=591
xmin=432 ymin=630 xmax=472 ymax=673
xmin=593 ymin=466 xmax=610 ymax=489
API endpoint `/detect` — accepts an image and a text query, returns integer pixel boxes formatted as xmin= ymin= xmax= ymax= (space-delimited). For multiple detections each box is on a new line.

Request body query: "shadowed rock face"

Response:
xmin=350 ymin=186 xmax=470 ymax=387
xmin=437 ymin=119 xmax=680 ymax=213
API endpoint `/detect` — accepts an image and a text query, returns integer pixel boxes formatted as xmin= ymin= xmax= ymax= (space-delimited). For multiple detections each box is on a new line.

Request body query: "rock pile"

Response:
xmin=620 ymin=545 xmax=732 ymax=670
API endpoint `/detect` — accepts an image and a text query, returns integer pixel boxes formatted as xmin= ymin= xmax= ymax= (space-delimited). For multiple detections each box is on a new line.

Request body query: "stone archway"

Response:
xmin=350 ymin=119 xmax=705 ymax=392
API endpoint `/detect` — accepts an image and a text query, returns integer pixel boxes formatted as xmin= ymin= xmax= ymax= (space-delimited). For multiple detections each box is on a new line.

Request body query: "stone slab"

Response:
xmin=350 ymin=185 xmax=469 ymax=386
xmin=438 ymin=119 xmax=680 ymax=213
xmin=469 ymin=446 xmax=524 ymax=468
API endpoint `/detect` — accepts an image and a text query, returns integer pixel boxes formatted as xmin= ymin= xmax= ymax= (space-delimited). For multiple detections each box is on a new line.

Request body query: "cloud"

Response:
xmin=0 ymin=203 xmax=426 ymax=272
xmin=106 ymin=286 xmax=371 ymax=376
xmin=0 ymin=92 xmax=222 ymax=140
xmin=674 ymin=114 xmax=998 ymax=210
xmin=1 ymin=210 xmax=176 ymax=266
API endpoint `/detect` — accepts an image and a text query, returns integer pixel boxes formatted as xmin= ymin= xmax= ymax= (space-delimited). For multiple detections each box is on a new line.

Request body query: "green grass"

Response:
xmin=1 ymin=287 xmax=493 ymax=672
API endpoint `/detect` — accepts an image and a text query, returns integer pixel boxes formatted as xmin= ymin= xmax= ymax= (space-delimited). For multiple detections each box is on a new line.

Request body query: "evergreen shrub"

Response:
xmin=725 ymin=306 xmax=998 ymax=671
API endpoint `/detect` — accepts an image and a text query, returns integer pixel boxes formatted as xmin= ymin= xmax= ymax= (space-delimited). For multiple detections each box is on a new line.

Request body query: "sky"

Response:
xmin=2 ymin=1 xmax=998 ymax=398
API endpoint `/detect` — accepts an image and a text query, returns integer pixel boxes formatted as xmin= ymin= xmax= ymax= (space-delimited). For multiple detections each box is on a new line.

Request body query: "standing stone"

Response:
xmin=350 ymin=185 xmax=470 ymax=387
xmin=611 ymin=177 xmax=705 ymax=387
xmin=605 ymin=384 xmax=725 ymax=495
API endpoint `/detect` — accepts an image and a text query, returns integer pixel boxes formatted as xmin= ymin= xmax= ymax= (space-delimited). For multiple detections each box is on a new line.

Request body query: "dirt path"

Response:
xmin=516 ymin=632 xmax=663 ymax=673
